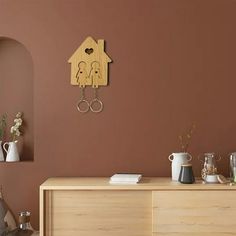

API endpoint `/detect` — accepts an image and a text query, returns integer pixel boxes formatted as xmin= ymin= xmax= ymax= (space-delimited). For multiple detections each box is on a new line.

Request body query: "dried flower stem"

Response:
xmin=178 ymin=123 xmax=196 ymax=152
xmin=10 ymin=112 xmax=23 ymax=142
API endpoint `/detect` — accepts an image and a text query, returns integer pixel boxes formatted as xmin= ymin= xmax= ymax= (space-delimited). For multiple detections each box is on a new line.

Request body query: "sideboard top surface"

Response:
xmin=40 ymin=177 xmax=236 ymax=190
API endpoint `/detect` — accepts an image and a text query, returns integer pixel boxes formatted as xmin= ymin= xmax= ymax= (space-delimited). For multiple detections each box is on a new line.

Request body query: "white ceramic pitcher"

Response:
xmin=0 ymin=141 xmax=4 ymax=161
xmin=168 ymin=152 xmax=192 ymax=181
xmin=3 ymin=141 xmax=20 ymax=162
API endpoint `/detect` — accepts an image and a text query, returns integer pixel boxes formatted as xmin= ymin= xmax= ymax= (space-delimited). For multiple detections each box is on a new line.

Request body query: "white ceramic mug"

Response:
xmin=168 ymin=152 xmax=192 ymax=181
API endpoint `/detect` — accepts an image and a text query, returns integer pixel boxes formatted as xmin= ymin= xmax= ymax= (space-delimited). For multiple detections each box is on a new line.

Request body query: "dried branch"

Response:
xmin=178 ymin=123 xmax=196 ymax=152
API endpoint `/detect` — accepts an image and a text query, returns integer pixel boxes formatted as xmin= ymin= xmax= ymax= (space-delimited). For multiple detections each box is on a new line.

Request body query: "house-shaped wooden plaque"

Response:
xmin=68 ymin=36 xmax=112 ymax=87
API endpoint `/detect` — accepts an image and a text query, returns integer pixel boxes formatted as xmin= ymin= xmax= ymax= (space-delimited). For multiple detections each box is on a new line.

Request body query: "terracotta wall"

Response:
xmin=0 ymin=0 xmax=236 ymax=229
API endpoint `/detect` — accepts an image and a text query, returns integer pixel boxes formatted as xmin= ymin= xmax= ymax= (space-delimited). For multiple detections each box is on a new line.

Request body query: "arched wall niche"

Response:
xmin=0 ymin=36 xmax=34 ymax=161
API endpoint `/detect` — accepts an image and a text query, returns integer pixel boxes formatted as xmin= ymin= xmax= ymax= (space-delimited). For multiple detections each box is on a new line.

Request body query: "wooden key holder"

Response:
xmin=68 ymin=36 xmax=112 ymax=87
xmin=68 ymin=36 xmax=112 ymax=113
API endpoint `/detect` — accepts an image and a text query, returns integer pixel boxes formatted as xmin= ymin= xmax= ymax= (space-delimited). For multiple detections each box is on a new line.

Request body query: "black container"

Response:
xmin=178 ymin=164 xmax=195 ymax=184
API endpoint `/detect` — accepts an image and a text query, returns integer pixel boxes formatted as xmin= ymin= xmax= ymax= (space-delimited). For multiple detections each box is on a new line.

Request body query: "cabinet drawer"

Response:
xmin=152 ymin=191 xmax=236 ymax=236
xmin=44 ymin=190 xmax=152 ymax=236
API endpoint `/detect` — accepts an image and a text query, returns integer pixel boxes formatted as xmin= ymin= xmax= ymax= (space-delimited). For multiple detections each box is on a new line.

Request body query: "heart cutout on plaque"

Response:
xmin=85 ymin=48 xmax=94 ymax=55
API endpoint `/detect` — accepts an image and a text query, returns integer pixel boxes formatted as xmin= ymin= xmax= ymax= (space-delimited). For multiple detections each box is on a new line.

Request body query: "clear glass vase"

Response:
xmin=7 ymin=211 xmax=34 ymax=236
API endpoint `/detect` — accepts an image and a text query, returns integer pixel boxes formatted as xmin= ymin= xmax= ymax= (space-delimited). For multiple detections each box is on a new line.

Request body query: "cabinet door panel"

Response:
xmin=153 ymin=191 xmax=236 ymax=236
xmin=45 ymin=190 xmax=152 ymax=236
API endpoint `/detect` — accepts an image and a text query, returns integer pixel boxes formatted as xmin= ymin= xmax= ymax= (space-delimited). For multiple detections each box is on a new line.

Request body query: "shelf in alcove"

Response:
xmin=0 ymin=161 xmax=34 ymax=164
xmin=0 ymin=37 xmax=34 ymax=162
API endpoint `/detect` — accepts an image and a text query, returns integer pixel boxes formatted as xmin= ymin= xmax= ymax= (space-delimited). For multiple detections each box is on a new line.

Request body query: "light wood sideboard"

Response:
xmin=40 ymin=177 xmax=236 ymax=236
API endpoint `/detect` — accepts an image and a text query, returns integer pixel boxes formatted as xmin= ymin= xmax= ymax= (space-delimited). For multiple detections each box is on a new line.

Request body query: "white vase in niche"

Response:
xmin=3 ymin=141 xmax=20 ymax=162
xmin=0 ymin=141 xmax=4 ymax=161
xmin=168 ymin=152 xmax=192 ymax=181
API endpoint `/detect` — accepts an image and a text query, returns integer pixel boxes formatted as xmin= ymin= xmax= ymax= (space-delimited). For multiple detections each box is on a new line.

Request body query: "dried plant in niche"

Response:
xmin=10 ymin=112 xmax=23 ymax=141
xmin=0 ymin=114 xmax=7 ymax=140
xmin=178 ymin=123 xmax=196 ymax=152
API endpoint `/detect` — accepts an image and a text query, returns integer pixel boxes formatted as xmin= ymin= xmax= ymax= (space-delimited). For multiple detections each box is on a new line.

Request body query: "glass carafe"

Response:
xmin=7 ymin=211 xmax=34 ymax=236
xmin=200 ymin=153 xmax=221 ymax=180
xmin=229 ymin=152 xmax=236 ymax=182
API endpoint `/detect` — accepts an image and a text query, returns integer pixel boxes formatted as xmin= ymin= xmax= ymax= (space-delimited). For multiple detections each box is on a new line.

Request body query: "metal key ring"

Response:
xmin=77 ymin=99 xmax=90 ymax=113
xmin=89 ymin=98 xmax=103 ymax=113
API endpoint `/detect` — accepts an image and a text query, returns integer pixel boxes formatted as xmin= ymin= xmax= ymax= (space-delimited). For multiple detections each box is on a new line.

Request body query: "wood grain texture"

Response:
xmin=40 ymin=178 xmax=236 ymax=236
xmin=152 ymin=233 xmax=236 ymax=236
xmin=45 ymin=191 xmax=52 ymax=236
xmin=68 ymin=36 xmax=112 ymax=87
xmin=44 ymin=190 xmax=151 ymax=236
xmin=39 ymin=189 xmax=44 ymax=236
xmin=153 ymin=191 xmax=236 ymax=236
xmin=40 ymin=177 xmax=236 ymax=190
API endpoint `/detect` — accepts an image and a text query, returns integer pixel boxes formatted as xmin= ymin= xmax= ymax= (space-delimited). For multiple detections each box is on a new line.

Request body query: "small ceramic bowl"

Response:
xmin=205 ymin=174 xmax=219 ymax=183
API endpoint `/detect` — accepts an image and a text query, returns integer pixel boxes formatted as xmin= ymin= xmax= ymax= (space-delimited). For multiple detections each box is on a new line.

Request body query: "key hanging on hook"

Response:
xmin=90 ymin=88 xmax=103 ymax=113
xmin=77 ymin=87 xmax=90 ymax=113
